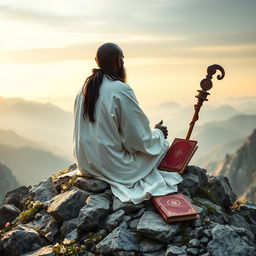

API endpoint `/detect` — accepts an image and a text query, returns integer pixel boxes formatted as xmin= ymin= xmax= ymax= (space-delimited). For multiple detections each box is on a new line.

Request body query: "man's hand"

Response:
xmin=154 ymin=120 xmax=168 ymax=139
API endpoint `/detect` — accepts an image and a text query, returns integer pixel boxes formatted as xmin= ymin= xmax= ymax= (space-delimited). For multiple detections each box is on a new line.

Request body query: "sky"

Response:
xmin=0 ymin=0 xmax=256 ymax=112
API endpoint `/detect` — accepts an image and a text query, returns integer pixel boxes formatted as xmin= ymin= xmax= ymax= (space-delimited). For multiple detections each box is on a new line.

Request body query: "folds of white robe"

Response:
xmin=73 ymin=75 xmax=183 ymax=204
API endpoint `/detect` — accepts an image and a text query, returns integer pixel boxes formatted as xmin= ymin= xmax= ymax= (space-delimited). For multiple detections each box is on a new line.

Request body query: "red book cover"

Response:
xmin=158 ymin=138 xmax=198 ymax=174
xmin=152 ymin=193 xmax=200 ymax=223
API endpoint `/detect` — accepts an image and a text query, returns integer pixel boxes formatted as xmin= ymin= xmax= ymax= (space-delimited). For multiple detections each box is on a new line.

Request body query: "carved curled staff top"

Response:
xmin=200 ymin=64 xmax=225 ymax=91
xmin=185 ymin=64 xmax=225 ymax=140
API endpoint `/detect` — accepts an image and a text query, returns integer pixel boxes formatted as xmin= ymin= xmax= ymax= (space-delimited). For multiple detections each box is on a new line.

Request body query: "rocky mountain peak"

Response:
xmin=213 ymin=128 xmax=256 ymax=201
xmin=0 ymin=165 xmax=255 ymax=256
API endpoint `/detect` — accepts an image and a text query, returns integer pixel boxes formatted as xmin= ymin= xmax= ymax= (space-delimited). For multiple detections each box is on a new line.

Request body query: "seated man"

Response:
xmin=72 ymin=43 xmax=182 ymax=204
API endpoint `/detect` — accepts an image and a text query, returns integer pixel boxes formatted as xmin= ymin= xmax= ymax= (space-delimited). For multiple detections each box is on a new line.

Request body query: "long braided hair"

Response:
xmin=82 ymin=67 xmax=122 ymax=122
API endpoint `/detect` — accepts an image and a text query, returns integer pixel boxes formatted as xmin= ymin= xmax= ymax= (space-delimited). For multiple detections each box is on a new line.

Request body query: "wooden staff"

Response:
xmin=185 ymin=64 xmax=225 ymax=140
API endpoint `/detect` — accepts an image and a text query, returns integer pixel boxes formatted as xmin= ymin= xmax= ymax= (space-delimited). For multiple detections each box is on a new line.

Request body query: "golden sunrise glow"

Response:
xmin=0 ymin=0 xmax=255 ymax=112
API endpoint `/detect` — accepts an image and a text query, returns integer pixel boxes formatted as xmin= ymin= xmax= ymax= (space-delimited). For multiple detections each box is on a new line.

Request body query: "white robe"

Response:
xmin=72 ymin=75 xmax=182 ymax=204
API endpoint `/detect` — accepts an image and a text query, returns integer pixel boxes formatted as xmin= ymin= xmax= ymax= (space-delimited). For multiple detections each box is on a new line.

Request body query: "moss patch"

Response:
xmin=197 ymin=186 xmax=219 ymax=205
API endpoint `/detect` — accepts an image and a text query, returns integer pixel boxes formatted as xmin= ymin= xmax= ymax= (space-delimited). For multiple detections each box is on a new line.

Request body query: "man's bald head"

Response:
xmin=95 ymin=43 xmax=123 ymax=69
xmin=95 ymin=43 xmax=126 ymax=82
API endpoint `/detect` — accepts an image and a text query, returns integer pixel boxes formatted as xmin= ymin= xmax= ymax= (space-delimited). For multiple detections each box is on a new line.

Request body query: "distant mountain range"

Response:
xmin=212 ymin=128 xmax=256 ymax=201
xmin=0 ymin=163 xmax=19 ymax=202
xmin=1 ymin=96 xmax=256 ymax=201
xmin=0 ymin=97 xmax=74 ymax=161
xmin=145 ymin=97 xmax=256 ymax=139
xmin=0 ymin=144 xmax=72 ymax=186
xmin=193 ymin=115 xmax=256 ymax=169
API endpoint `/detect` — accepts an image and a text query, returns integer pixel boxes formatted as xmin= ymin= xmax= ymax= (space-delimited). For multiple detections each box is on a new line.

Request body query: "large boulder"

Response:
xmin=1 ymin=224 xmax=44 ymax=256
xmin=74 ymin=177 xmax=109 ymax=193
xmin=47 ymin=187 xmax=90 ymax=222
xmin=29 ymin=177 xmax=58 ymax=203
xmin=208 ymin=176 xmax=237 ymax=207
xmin=21 ymin=246 xmax=54 ymax=256
xmin=207 ymin=224 xmax=256 ymax=256
xmin=96 ymin=226 xmax=139 ymax=254
xmin=1 ymin=186 xmax=30 ymax=210
xmin=77 ymin=195 xmax=111 ymax=231
xmin=26 ymin=210 xmax=58 ymax=242
xmin=0 ymin=204 xmax=21 ymax=229
xmin=137 ymin=211 xmax=181 ymax=243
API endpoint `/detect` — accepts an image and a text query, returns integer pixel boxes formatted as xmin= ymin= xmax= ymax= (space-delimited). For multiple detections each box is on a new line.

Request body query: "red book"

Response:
xmin=152 ymin=193 xmax=200 ymax=223
xmin=158 ymin=138 xmax=198 ymax=174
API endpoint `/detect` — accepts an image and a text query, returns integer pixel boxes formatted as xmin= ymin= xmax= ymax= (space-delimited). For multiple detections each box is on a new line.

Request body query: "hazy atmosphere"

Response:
xmin=0 ymin=0 xmax=256 ymax=202
xmin=1 ymin=0 xmax=256 ymax=110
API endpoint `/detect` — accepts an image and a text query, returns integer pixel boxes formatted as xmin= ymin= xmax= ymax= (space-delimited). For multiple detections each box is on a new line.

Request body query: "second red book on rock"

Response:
xmin=151 ymin=193 xmax=200 ymax=223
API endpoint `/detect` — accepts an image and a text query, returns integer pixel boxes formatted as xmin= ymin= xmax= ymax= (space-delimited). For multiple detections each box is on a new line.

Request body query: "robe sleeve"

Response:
xmin=114 ymin=84 xmax=169 ymax=155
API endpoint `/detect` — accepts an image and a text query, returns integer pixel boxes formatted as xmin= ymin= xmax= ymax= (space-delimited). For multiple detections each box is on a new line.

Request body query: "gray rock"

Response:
xmin=240 ymin=202 xmax=256 ymax=221
xmin=200 ymin=237 xmax=209 ymax=244
xmin=77 ymin=195 xmax=110 ymax=231
xmin=230 ymin=225 xmax=255 ymax=245
xmin=20 ymin=246 xmax=54 ymax=256
xmin=172 ymin=235 xmax=183 ymax=243
xmin=113 ymin=251 xmax=136 ymax=256
xmin=165 ymin=245 xmax=187 ymax=256
xmin=208 ymin=176 xmax=236 ymax=208
xmin=190 ymin=227 xmax=204 ymax=239
xmin=30 ymin=177 xmax=58 ymax=203
xmin=202 ymin=229 xmax=212 ymax=239
xmin=191 ymin=218 xmax=202 ymax=227
xmin=118 ymin=220 xmax=128 ymax=229
xmin=65 ymin=228 xmax=79 ymax=240
xmin=137 ymin=211 xmax=181 ymax=243
xmin=143 ymin=249 xmax=166 ymax=256
xmin=186 ymin=166 xmax=208 ymax=186
xmin=188 ymin=238 xmax=200 ymax=248
xmin=186 ymin=247 xmax=198 ymax=255
xmin=1 ymin=224 xmax=44 ymax=256
xmin=105 ymin=210 xmax=125 ymax=232
xmin=207 ymin=224 xmax=255 ymax=256
xmin=181 ymin=173 xmax=201 ymax=196
xmin=74 ymin=177 xmax=109 ymax=192
xmin=131 ymin=208 xmax=146 ymax=219
xmin=113 ymin=197 xmax=144 ymax=213
xmin=96 ymin=226 xmax=139 ymax=253
xmin=201 ymin=253 xmax=210 ymax=256
xmin=229 ymin=213 xmax=251 ymax=230
xmin=0 ymin=204 xmax=21 ymax=229
xmin=60 ymin=218 xmax=78 ymax=236
xmin=129 ymin=218 xmax=140 ymax=230
xmin=47 ymin=187 xmax=90 ymax=222
xmin=26 ymin=210 xmax=58 ymax=242
xmin=123 ymin=215 xmax=132 ymax=222
xmin=193 ymin=197 xmax=222 ymax=213
xmin=1 ymin=185 xmax=30 ymax=210
xmin=30 ymin=244 xmax=41 ymax=251
xmin=99 ymin=188 xmax=114 ymax=201
xmin=139 ymin=237 xmax=165 ymax=252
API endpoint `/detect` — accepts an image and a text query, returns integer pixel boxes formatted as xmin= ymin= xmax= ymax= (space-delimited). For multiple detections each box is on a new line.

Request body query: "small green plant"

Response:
xmin=0 ymin=199 xmax=44 ymax=238
xmin=61 ymin=175 xmax=78 ymax=192
xmin=17 ymin=200 xmax=44 ymax=225
xmin=87 ymin=232 xmax=104 ymax=245
xmin=193 ymin=199 xmax=217 ymax=215
xmin=0 ymin=221 xmax=16 ymax=238
xmin=178 ymin=234 xmax=189 ymax=246
xmin=197 ymin=186 xmax=219 ymax=205
xmin=53 ymin=239 xmax=86 ymax=256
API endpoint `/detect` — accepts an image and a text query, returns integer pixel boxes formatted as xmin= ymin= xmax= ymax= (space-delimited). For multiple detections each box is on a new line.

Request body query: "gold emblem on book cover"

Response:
xmin=167 ymin=199 xmax=181 ymax=206
xmin=174 ymin=149 xmax=183 ymax=158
